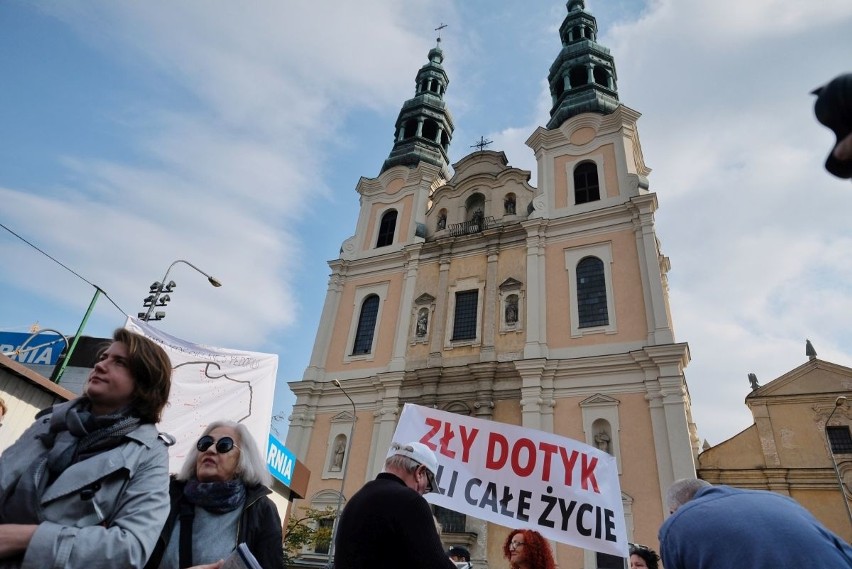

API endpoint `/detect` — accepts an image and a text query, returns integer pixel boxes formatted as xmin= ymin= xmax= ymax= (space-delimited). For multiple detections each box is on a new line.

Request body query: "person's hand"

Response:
xmin=0 ymin=524 xmax=37 ymax=558
xmin=834 ymin=131 xmax=852 ymax=162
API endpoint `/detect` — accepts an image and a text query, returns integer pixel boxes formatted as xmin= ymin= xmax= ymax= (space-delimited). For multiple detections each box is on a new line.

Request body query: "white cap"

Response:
xmin=388 ymin=441 xmax=439 ymax=493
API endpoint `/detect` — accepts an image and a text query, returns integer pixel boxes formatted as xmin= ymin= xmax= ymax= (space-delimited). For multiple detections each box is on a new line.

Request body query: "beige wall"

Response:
xmin=698 ymin=359 xmax=852 ymax=541
xmin=544 ymin=228 xmax=649 ymax=349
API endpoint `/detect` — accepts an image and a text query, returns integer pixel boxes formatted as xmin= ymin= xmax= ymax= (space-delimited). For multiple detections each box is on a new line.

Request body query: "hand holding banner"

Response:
xmin=390 ymin=403 xmax=628 ymax=557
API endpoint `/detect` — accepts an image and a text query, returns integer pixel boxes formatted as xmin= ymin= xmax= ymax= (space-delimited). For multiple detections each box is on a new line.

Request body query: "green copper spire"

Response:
xmin=381 ymin=38 xmax=454 ymax=177
xmin=546 ymin=0 xmax=619 ymax=129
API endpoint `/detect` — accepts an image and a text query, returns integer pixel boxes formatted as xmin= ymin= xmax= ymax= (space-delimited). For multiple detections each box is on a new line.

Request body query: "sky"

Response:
xmin=2 ymin=0 xmax=851 ymax=448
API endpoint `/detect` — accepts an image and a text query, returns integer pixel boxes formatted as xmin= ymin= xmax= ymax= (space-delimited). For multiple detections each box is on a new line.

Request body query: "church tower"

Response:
xmin=286 ymin=5 xmax=698 ymax=568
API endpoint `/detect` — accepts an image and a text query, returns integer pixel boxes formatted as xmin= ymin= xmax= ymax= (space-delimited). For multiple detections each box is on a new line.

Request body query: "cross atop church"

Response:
xmin=471 ymin=136 xmax=493 ymax=151
xmin=435 ymin=23 xmax=447 ymax=41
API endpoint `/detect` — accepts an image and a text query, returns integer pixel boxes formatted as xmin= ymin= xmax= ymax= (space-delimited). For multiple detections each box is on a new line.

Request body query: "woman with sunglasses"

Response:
xmin=502 ymin=529 xmax=556 ymax=569
xmin=145 ymin=420 xmax=284 ymax=569
xmin=0 ymin=328 xmax=173 ymax=569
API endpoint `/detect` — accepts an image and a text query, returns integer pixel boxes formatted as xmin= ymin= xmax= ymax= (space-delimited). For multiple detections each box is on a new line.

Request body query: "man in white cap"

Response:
xmin=333 ymin=441 xmax=457 ymax=569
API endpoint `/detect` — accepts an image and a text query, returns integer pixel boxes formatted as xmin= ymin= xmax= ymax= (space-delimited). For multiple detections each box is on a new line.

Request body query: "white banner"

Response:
xmin=391 ymin=404 xmax=628 ymax=557
xmin=125 ymin=318 xmax=278 ymax=473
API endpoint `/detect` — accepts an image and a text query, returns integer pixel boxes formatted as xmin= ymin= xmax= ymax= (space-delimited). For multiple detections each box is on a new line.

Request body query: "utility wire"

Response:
xmin=0 ymin=220 xmax=127 ymax=316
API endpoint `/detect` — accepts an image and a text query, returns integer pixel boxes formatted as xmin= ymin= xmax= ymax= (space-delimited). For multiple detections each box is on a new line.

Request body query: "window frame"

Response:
xmin=827 ymin=425 xmax=852 ymax=454
xmin=564 ymin=154 xmax=607 ymax=210
xmin=344 ymin=282 xmax=389 ymax=362
xmin=376 ymin=209 xmax=398 ymax=248
xmin=574 ymin=161 xmax=601 ymax=205
xmin=444 ymin=278 xmax=485 ymax=348
xmin=576 ymin=256 xmax=609 ymax=328
xmin=565 ymin=243 xmax=617 ymax=337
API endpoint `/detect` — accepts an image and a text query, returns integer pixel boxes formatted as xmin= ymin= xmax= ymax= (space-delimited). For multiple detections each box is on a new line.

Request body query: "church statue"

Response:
xmin=594 ymin=430 xmax=611 ymax=454
xmin=416 ymin=309 xmax=428 ymax=337
xmin=505 ymin=196 xmax=516 ymax=215
xmin=505 ymin=296 xmax=518 ymax=324
xmin=748 ymin=372 xmax=760 ymax=391
xmin=331 ymin=438 xmax=346 ymax=471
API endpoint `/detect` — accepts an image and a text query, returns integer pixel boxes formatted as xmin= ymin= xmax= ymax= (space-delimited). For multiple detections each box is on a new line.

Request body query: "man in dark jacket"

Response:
xmin=333 ymin=441 xmax=457 ymax=569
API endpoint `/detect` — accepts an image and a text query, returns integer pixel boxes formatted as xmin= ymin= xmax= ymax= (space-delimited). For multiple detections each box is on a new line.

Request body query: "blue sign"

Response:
xmin=266 ymin=434 xmax=296 ymax=487
xmin=0 ymin=332 xmax=66 ymax=365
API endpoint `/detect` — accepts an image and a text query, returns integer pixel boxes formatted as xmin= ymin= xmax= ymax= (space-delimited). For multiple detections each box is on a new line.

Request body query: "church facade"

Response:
xmin=285 ymin=2 xmax=699 ymax=567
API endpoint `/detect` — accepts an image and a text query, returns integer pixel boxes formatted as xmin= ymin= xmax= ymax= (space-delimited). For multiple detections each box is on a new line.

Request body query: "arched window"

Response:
xmin=376 ymin=210 xmax=397 ymax=248
xmin=422 ymin=119 xmax=439 ymax=141
xmin=576 ymin=256 xmax=608 ymax=328
xmin=574 ymin=162 xmax=600 ymax=204
xmin=352 ymin=295 xmax=379 ymax=354
xmin=403 ymin=120 xmax=417 ymax=139
xmin=569 ymin=66 xmax=587 ymax=89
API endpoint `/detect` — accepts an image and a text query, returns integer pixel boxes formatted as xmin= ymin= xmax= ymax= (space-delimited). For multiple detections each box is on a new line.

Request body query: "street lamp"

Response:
xmin=138 ymin=259 xmax=221 ymax=321
xmin=825 ymin=395 xmax=852 ymax=531
xmin=327 ymin=378 xmax=356 ymax=568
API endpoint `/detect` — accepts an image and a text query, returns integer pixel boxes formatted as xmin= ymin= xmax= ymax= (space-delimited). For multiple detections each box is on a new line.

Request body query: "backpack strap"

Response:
xmin=178 ymin=500 xmax=195 ymax=568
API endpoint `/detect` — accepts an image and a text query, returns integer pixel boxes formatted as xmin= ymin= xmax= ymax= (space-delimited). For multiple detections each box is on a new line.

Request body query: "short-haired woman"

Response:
xmin=503 ymin=529 xmax=557 ymax=569
xmin=0 ymin=328 xmax=173 ymax=568
xmin=629 ymin=544 xmax=660 ymax=569
xmin=145 ymin=420 xmax=284 ymax=569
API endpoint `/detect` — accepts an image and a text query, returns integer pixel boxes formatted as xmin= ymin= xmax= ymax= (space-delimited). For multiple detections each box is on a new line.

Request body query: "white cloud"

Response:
xmin=3 ymin=0 xmax=852 ymax=448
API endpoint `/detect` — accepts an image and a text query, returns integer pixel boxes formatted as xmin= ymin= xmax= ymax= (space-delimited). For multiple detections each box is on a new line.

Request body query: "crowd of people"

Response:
xmin=2 ymin=327 xmax=851 ymax=569
xmin=0 ymin=328 xmax=283 ymax=569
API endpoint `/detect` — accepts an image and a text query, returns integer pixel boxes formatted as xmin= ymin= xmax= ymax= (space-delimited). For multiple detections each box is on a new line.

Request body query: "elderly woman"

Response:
xmin=0 ymin=328 xmax=173 ymax=569
xmin=145 ymin=420 xmax=284 ymax=569
xmin=503 ymin=529 xmax=556 ymax=569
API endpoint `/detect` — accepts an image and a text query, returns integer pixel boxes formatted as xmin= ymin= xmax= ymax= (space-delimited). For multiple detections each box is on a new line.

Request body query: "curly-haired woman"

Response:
xmin=502 ymin=529 xmax=556 ymax=569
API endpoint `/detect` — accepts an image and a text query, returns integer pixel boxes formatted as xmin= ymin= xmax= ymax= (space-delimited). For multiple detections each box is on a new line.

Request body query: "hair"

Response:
xmin=177 ymin=420 xmax=271 ymax=486
xmin=102 ymin=328 xmax=172 ymax=423
xmin=503 ymin=529 xmax=556 ymax=569
xmin=384 ymin=453 xmax=421 ymax=476
xmin=0 ymin=396 xmax=6 ymax=415
xmin=629 ymin=544 xmax=660 ymax=569
xmin=448 ymin=546 xmax=470 ymax=562
xmin=666 ymin=478 xmax=711 ymax=514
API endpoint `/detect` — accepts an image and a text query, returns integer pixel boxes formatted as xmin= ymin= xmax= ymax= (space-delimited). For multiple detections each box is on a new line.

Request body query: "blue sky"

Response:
xmin=2 ymin=0 xmax=851 ymax=446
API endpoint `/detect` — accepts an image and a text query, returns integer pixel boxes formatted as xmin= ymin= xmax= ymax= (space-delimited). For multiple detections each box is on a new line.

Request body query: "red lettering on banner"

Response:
xmin=459 ymin=426 xmax=479 ymax=463
xmin=560 ymin=448 xmax=579 ymax=486
xmin=511 ymin=438 xmax=536 ymax=477
xmin=581 ymin=453 xmax=600 ymax=493
xmin=417 ymin=413 xmax=601 ymax=491
xmin=420 ymin=417 xmax=441 ymax=450
xmin=538 ymin=442 xmax=558 ymax=481
xmin=439 ymin=421 xmax=456 ymax=459
xmin=486 ymin=432 xmax=509 ymax=469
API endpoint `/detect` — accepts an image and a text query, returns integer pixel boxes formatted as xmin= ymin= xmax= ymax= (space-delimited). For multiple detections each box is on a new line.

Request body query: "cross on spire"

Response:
xmin=471 ymin=136 xmax=493 ymax=151
xmin=435 ymin=23 xmax=447 ymax=41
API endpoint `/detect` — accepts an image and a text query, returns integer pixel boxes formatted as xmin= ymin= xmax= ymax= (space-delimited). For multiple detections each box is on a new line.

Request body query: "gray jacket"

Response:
xmin=0 ymin=400 xmax=171 ymax=569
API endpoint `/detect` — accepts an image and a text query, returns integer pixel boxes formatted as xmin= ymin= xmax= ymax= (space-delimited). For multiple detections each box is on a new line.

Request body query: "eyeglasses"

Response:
xmin=509 ymin=541 xmax=526 ymax=549
xmin=419 ymin=466 xmax=434 ymax=493
xmin=197 ymin=435 xmax=240 ymax=454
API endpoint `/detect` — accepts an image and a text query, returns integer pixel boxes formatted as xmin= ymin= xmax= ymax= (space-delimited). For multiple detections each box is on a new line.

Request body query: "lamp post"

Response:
xmin=825 ymin=395 xmax=852 ymax=531
xmin=50 ymin=287 xmax=102 ymax=383
xmin=327 ymin=378 xmax=356 ymax=568
xmin=139 ymin=259 xmax=221 ymax=321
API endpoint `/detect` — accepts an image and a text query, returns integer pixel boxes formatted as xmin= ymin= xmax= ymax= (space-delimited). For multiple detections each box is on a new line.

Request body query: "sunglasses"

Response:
xmin=196 ymin=435 xmax=240 ymax=454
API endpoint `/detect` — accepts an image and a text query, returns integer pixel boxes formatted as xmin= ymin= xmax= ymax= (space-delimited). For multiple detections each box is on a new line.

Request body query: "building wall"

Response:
xmin=697 ymin=358 xmax=852 ymax=541
xmin=0 ymin=355 xmax=74 ymax=453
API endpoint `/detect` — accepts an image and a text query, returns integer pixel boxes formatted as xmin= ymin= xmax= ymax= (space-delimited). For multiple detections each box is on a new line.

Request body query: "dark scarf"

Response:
xmin=183 ymin=479 xmax=246 ymax=513
xmin=37 ymin=398 xmax=141 ymax=483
